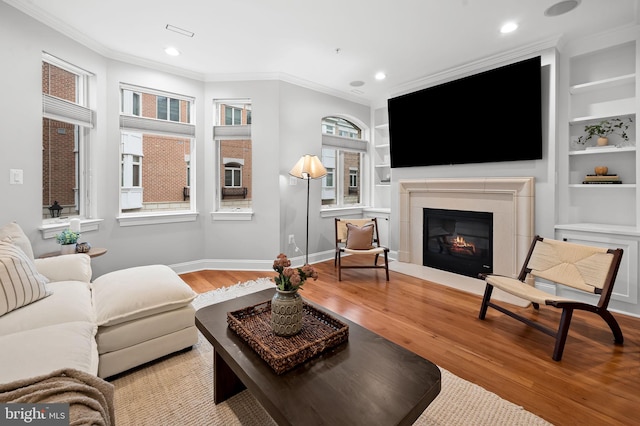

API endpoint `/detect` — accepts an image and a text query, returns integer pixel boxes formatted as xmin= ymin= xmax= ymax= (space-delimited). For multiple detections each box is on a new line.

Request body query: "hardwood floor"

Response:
xmin=180 ymin=257 xmax=640 ymax=426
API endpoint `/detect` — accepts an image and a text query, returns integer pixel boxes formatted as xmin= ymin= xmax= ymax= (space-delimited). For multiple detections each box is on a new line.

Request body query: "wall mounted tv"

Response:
xmin=387 ymin=55 xmax=543 ymax=168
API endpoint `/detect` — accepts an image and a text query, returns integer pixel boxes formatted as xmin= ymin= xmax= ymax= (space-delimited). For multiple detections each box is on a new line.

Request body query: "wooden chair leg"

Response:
xmin=553 ymin=308 xmax=574 ymax=361
xmin=479 ymin=284 xmax=494 ymax=320
xmin=338 ymin=252 xmax=342 ymax=281
xmin=383 ymin=251 xmax=389 ymax=281
xmin=599 ymin=309 xmax=625 ymax=344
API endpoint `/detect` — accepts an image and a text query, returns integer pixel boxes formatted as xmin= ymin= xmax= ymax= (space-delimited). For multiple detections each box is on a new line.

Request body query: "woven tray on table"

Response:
xmin=227 ymin=300 xmax=349 ymax=374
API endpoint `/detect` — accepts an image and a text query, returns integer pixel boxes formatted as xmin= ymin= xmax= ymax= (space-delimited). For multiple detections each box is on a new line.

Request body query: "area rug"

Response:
xmin=112 ymin=278 xmax=552 ymax=425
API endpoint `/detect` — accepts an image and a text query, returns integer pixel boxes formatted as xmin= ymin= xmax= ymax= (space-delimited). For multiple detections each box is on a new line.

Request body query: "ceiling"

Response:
xmin=5 ymin=0 xmax=639 ymax=106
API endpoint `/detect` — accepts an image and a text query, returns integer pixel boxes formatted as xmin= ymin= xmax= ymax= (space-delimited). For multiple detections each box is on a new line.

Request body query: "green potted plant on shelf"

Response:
xmin=577 ymin=117 xmax=633 ymax=146
xmin=55 ymin=229 xmax=80 ymax=254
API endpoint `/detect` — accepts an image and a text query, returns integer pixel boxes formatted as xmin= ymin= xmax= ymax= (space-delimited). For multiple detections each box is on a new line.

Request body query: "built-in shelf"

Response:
xmin=569 ymin=73 xmax=635 ymax=94
xmin=569 ymin=145 xmax=636 ymax=155
xmin=570 ymin=109 xmax=635 ymax=124
xmin=569 ymin=183 xmax=636 ymax=188
xmin=374 ymin=107 xmax=391 ymax=209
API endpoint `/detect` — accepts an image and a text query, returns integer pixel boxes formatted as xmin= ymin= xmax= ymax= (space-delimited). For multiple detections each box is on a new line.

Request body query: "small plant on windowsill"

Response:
xmin=577 ymin=117 xmax=633 ymax=146
xmin=55 ymin=229 xmax=80 ymax=246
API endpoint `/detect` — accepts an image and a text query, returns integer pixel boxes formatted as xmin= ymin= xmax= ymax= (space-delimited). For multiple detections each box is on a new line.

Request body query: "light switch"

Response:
xmin=9 ymin=169 xmax=23 ymax=185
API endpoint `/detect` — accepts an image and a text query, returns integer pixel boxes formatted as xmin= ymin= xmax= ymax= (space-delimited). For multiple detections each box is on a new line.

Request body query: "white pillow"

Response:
xmin=0 ymin=222 xmax=35 ymax=261
xmin=91 ymin=264 xmax=196 ymax=327
xmin=0 ymin=242 xmax=50 ymax=317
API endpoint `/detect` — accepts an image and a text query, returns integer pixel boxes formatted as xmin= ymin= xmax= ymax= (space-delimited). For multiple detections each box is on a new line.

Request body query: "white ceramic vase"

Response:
xmin=60 ymin=244 xmax=76 ymax=255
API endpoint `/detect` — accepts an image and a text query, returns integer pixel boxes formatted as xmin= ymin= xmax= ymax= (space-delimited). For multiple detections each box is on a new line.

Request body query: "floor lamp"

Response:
xmin=289 ymin=155 xmax=327 ymax=265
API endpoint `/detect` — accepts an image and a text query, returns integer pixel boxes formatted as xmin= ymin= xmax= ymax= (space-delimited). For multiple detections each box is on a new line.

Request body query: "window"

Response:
xmin=224 ymin=164 xmax=242 ymax=187
xmin=225 ymin=106 xmax=243 ymax=125
xmin=214 ymin=99 xmax=252 ymax=211
xmin=42 ymin=53 xmax=94 ymax=222
xmin=321 ymin=117 xmax=368 ymax=208
xmin=349 ymin=168 xmax=358 ymax=187
xmin=157 ymin=96 xmax=183 ymax=122
xmin=122 ymin=90 xmax=141 ymax=116
xmin=119 ymin=84 xmax=195 ymax=217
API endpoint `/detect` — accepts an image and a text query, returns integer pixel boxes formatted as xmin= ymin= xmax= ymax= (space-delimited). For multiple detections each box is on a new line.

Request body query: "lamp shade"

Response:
xmin=289 ymin=155 xmax=327 ymax=180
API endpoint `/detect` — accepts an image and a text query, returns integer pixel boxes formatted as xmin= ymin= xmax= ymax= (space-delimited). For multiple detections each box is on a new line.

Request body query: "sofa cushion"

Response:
xmin=91 ymin=264 xmax=196 ymax=327
xmin=0 ymin=321 xmax=98 ymax=384
xmin=0 ymin=222 xmax=34 ymax=261
xmin=34 ymin=253 xmax=92 ymax=283
xmin=346 ymin=222 xmax=375 ymax=250
xmin=0 ymin=281 xmax=94 ymax=336
xmin=0 ymin=242 xmax=50 ymax=317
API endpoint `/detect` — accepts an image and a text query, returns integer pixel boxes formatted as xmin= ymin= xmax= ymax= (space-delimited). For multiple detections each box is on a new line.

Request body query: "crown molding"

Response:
xmin=389 ymin=35 xmax=562 ymax=99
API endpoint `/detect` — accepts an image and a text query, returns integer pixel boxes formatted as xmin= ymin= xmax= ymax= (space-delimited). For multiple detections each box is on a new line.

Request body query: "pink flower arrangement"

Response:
xmin=272 ymin=253 xmax=319 ymax=291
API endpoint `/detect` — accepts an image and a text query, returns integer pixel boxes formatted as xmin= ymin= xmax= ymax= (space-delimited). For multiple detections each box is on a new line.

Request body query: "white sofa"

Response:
xmin=0 ymin=222 xmax=199 ymax=385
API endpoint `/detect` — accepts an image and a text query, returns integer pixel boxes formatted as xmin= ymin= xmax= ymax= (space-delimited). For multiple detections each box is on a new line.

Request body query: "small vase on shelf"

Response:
xmin=60 ymin=244 xmax=76 ymax=255
xmin=595 ymin=166 xmax=609 ymax=176
xmin=270 ymin=289 xmax=303 ymax=336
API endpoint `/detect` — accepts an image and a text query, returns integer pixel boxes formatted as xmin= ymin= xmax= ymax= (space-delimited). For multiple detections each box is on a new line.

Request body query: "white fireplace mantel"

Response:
xmin=391 ymin=177 xmax=535 ymax=304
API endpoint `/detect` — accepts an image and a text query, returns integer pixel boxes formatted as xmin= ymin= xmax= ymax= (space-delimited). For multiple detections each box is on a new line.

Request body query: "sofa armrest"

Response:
xmin=34 ymin=254 xmax=92 ymax=283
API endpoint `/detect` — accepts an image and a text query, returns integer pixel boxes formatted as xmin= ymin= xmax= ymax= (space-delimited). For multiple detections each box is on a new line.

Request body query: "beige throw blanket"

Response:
xmin=0 ymin=368 xmax=114 ymax=426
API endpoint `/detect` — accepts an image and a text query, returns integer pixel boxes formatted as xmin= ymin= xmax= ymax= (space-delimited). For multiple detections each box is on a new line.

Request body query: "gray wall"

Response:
xmin=0 ymin=2 xmax=369 ymax=278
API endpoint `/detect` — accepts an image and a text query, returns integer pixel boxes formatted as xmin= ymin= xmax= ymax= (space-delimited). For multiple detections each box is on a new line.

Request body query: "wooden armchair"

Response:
xmin=478 ymin=235 xmax=624 ymax=361
xmin=335 ymin=218 xmax=389 ymax=281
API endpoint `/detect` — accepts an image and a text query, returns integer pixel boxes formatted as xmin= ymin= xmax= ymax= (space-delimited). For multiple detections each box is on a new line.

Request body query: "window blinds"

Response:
xmin=120 ymin=115 xmax=196 ymax=138
xmin=322 ymin=134 xmax=368 ymax=152
xmin=42 ymin=94 xmax=94 ymax=128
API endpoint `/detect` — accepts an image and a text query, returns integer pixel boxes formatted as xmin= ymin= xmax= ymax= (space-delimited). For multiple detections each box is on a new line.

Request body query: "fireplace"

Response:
xmin=391 ymin=177 xmax=535 ymax=305
xmin=423 ymin=208 xmax=493 ymax=278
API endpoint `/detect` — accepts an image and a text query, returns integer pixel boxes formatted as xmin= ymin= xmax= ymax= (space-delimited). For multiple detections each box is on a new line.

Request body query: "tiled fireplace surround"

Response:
xmin=390 ymin=177 xmax=535 ymax=305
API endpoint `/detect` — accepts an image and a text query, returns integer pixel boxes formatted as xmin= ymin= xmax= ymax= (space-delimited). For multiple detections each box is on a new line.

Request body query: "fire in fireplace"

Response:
xmin=423 ymin=208 xmax=493 ymax=278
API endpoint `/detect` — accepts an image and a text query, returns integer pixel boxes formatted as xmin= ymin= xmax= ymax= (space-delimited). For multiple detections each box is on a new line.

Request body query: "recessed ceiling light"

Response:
xmin=544 ymin=0 xmax=581 ymax=17
xmin=375 ymin=72 xmax=386 ymax=81
xmin=164 ymin=47 xmax=180 ymax=56
xmin=350 ymin=81 xmax=365 ymax=87
xmin=500 ymin=22 xmax=518 ymax=34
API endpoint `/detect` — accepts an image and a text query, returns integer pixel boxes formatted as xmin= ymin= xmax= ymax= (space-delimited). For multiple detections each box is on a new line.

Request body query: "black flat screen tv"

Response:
xmin=388 ymin=56 xmax=543 ymax=168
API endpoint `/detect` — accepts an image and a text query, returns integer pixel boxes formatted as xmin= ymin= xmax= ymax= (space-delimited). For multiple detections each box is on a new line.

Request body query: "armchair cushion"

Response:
xmin=345 ymin=223 xmax=375 ymax=250
xmin=0 ymin=242 xmax=50 ymax=317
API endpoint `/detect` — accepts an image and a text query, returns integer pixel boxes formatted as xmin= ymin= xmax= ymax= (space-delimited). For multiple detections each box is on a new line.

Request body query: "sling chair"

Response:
xmin=478 ymin=235 xmax=624 ymax=361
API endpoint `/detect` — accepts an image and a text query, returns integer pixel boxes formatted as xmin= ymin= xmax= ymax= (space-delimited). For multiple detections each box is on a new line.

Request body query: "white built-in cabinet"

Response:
xmin=558 ymin=33 xmax=639 ymax=231
xmin=556 ymin=28 xmax=640 ymax=312
xmin=373 ymin=107 xmax=390 ymax=209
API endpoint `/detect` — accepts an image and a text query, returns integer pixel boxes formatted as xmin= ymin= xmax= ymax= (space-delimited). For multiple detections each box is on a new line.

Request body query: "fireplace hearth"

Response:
xmin=423 ymin=208 xmax=493 ymax=278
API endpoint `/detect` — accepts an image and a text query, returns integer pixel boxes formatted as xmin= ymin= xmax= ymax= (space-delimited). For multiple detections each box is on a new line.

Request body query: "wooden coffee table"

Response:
xmin=195 ymin=289 xmax=441 ymax=426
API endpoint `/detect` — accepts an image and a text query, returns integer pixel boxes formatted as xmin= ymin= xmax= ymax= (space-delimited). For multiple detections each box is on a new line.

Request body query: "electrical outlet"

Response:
xmin=288 ymin=234 xmax=295 ymax=244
